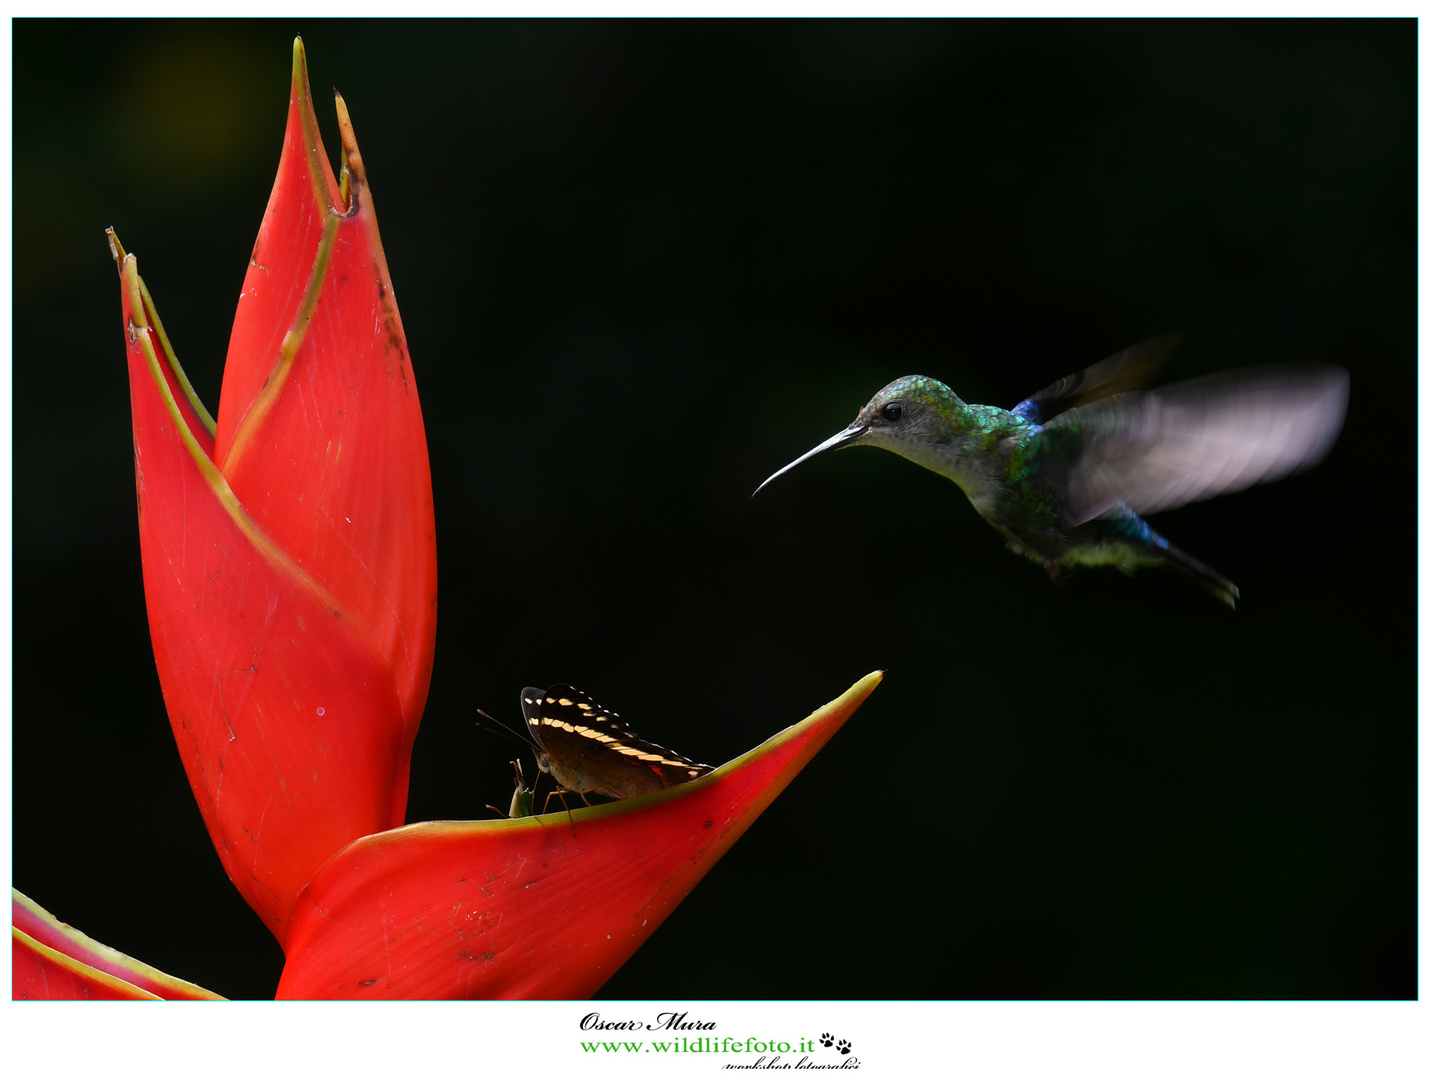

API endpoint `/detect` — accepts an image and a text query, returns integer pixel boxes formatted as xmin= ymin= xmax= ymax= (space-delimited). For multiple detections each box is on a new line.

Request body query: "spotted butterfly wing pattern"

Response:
xmin=520 ymin=684 xmax=713 ymax=801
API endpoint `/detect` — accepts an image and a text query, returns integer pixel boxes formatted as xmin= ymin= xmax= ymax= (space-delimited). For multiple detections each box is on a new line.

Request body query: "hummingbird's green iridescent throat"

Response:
xmin=754 ymin=334 xmax=1349 ymax=607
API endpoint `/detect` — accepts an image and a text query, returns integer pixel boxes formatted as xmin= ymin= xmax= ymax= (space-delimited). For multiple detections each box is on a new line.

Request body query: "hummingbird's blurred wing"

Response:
xmin=1013 ymin=333 xmax=1181 ymax=424
xmin=1050 ymin=364 xmax=1349 ymax=525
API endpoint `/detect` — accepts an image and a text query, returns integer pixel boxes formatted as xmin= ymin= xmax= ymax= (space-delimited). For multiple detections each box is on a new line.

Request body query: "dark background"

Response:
xmin=13 ymin=19 xmax=1415 ymax=1000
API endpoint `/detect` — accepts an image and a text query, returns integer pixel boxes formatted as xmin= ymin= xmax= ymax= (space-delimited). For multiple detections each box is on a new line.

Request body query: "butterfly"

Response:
xmin=519 ymin=684 xmax=713 ymax=804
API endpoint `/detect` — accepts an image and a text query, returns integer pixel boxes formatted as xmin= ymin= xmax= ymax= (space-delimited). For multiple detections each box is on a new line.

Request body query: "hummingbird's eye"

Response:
xmin=881 ymin=401 xmax=904 ymax=422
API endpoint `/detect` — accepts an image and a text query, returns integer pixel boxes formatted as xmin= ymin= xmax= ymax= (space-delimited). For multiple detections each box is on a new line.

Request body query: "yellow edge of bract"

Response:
xmin=341 ymin=669 xmax=885 ymax=848
xmin=217 ymin=213 xmax=339 ymax=473
xmin=13 ymin=927 xmax=164 ymax=1000
xmin=119 ymin=253 xmax=355 ymax=625
xmin=105 ymin=228 xmax=216 ymax=438
xmin=334 ymin=90 xmax=410 ymax=363
xmin=335 ymin=93 xmax=352 ymax=207
xmin=718 ymin=668 xmax=883 ymax=772
xmin=292 ymin=37 xmax=345 ymax=218
xmin=12 ymin=890 xmax=224 ymax=1000
xmin=138 ymin=276 xmax=217 ymax=438
xmin=333 ymin=91 xmax=363 ymax=214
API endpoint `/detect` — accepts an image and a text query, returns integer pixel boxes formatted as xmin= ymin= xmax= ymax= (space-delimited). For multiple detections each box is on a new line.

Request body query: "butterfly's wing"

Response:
xmin=1013 ymin=333 xmax=1181 ymax=424
xmin=521 ymin=684 xmax=712 ymax=801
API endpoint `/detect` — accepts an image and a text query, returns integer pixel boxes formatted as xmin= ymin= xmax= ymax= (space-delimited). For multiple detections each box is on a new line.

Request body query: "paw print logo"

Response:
xmin=819 ymin=1033 xmax=834 ymax=1048
xmin=836 ymin=1039 xmax=852 ymax=1056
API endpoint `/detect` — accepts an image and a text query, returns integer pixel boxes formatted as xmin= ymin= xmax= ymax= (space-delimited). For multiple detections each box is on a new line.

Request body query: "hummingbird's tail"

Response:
xmin=1090 ymin=508 xmax=1239 ymax=608
xmin=1157 ymin=541 xmax=1239 ymax=609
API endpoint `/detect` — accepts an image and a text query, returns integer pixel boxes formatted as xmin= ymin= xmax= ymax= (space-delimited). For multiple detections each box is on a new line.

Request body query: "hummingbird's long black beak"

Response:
xmin=753 ymin=425 xmax=868 ymax=496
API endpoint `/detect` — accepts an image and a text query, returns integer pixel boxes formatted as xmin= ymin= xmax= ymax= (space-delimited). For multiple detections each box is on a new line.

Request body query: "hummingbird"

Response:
xmin=753 ymin=335 xmax=1349 ymax=606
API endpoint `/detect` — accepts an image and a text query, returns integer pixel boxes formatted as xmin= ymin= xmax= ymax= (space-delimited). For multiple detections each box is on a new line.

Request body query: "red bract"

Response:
xmin=115 ymin=38 xmax=435 ymax=943
xmin=14 ymin=38 xmax=883 ymax=1000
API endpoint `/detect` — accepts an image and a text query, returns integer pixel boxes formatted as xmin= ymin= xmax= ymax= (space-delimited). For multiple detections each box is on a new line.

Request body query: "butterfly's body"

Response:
xmin=755 ymin=335 xmax=1349 ymax=606
xmin=520 ymin=685 xmax=712 ymax=803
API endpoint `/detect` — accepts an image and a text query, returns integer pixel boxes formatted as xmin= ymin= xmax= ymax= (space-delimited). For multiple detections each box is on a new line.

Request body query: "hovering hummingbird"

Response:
xmin=753 ymin=335 xmax=1349 ymax=606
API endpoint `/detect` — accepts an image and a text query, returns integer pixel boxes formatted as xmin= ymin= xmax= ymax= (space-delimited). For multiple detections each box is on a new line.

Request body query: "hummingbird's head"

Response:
xmin=851 ymin=376 xmax=962 ymax=447
xmin=753 ymin=375 xmax=965 ymax=495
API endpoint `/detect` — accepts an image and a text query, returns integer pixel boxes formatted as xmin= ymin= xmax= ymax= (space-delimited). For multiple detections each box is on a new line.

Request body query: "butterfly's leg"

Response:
xmin=541 ymin=788 xmax=578 ymax=836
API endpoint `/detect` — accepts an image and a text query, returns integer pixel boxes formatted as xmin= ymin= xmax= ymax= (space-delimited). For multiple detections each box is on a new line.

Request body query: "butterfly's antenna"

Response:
xmin=476 ymin=707 xmax=535 ymax=750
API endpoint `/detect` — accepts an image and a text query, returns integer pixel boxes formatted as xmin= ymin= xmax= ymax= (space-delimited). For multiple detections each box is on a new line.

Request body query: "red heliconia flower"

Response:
xmin=13 ymin=38 xmax=882 ymax=1000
